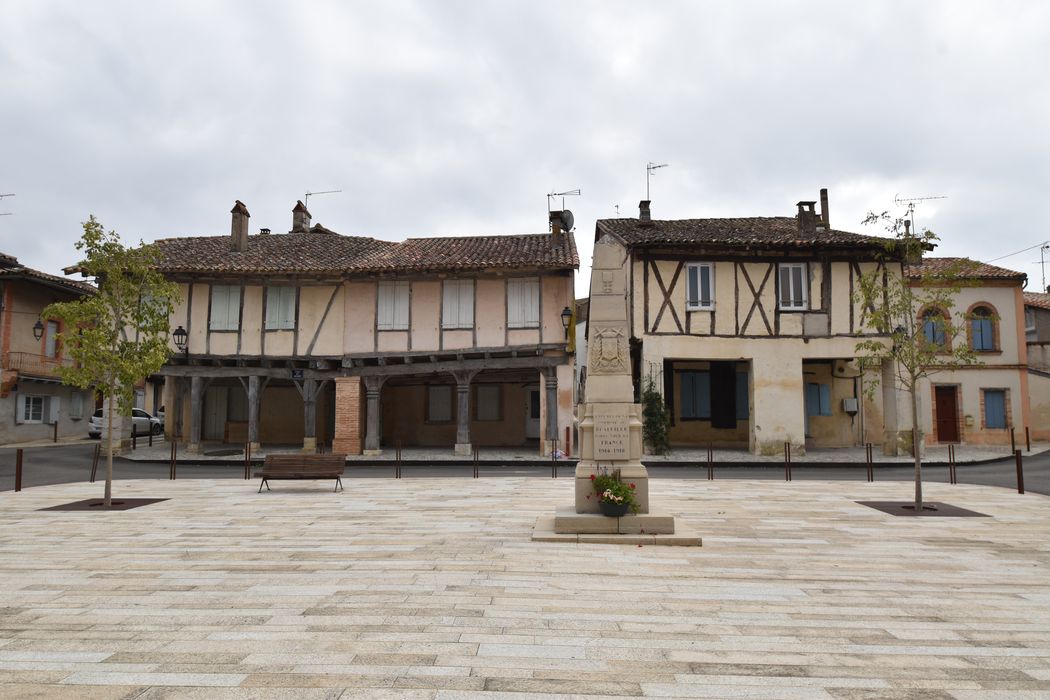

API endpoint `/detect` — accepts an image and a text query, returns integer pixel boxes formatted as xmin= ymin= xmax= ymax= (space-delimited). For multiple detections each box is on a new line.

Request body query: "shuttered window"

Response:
xmin=377 ymin=281 xmax=410 ymax=330
xmin=778 ymin=263 xmax=807 ymax=310
xmin=507 ymin=277 xmax=539 ymax=329
xmin=686 ymin=263 xmax=714 ymax=310
xmin=983 ymin=389 xmax=1007 ymax=429
xmin=45 ymin=321 xmax=59 ymax=358
xmin=805 ymin=382 xmax=832 ymax=416
xmin=680 ymin=371 xmax=711 ymax=420
xmin=209 ymin=285 xmax=241 ymax=330
xmin=427 ymin=385 xmax=453 ymax=423
xmin=475 ymin=385 xmax=501 ymax=421
xmin=265 ymin=287 xmax=296 ymax=330
xmin=442 ymin=280 xmax=474 ymax=329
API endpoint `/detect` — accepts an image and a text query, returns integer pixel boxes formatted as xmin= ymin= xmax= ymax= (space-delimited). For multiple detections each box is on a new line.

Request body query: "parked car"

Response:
xmin=156 ymin=405 xmax=165 ymax=429
xmin=88 ymin=408 xmax=163 ymax=438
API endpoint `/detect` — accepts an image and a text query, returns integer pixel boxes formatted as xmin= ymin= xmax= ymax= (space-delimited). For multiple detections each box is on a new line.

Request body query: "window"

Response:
xmin=426 ymin=385 xmax=453 ymax=422
xmin=70 ymin=391 xmax=84 ymax=420
xmin=442 ymin=279 xmax=474 ymax=329
xmin=265 ymin=286 xmax=296 ymax=330
xmin=507 ymin=277 xmax=539 ymax=328
xmin=377 ymin=281 xmax=410 ymax=330
xmin=209 ymin=285 xmax=241 ymax=331
xmin=44 ymin=320 xmax=59 ymax=358
xmin=983 ymin=389 xmax=1007 ymax=429
xmin=805 ymin=383 xmax=832 ymax=416
xmin=970 ymin=306 xmax=995 ymax=351
xmin=1026 ymin=308 xmax=1036 ymax=333
xmin=778 ymin=263 xmax=807 ymax=310
xmin=922 ymin=308 xmax=947 ymax=347
xmin=680 ymin=371 xmax=711 ymax=419
xmin=475 ymin=385 xmax=501 ymax=421
xmin=686 ymin=263 xmax=714 ymax=310
xmin=21 ymin=396 xmax=44 ymax=423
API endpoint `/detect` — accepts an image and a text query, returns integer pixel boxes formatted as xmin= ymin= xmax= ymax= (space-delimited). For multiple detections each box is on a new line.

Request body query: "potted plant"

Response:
xmin=590 ymin=468 xmax=639 ymax=517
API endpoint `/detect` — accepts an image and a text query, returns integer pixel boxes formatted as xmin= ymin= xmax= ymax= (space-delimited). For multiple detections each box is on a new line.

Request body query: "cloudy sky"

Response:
xmin=2 ymin=1 xmax=1049 ymax=296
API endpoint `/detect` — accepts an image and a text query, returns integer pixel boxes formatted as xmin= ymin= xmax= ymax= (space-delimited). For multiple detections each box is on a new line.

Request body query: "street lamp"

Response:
xmin=32 ymin=319 xmax=44 ymax=341
xmin=172 ymin=325 xmax=188 ymax=355
xmin=560 ymin=306 xmax=572 ymax=340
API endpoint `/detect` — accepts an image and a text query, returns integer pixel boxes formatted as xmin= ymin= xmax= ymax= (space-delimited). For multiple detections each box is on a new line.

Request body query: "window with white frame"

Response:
xmin=427 ymin=385 xmax=453 ymax=422
xmin=507 ymin=277 xmax=539 ymax=329
xmin=475 ymin=385 xmax=501 ymax=421
xmin=377 ymin=281 xmax=410 ymax=330
xmin=69 ymin=391 xmax=84 ymax=420
xmin=45 ymin=320 xmax=59 ymax=358
xmin=686 ymin=263 xmax=714 ymax=310
xmin=209 ymin=285 xmax=241 ymax=330
xmin=19 ymin=395 xmax=45 ymax=424
xmin=442 ymin=279 xmax=474 ymax=329
xmin=265 ymin=286 xmax=296 ymax=330
xmin=1025 ymin=308 xmax=1036 ymax=333
xmin=778 ymin=263 xmax=808 ymax=310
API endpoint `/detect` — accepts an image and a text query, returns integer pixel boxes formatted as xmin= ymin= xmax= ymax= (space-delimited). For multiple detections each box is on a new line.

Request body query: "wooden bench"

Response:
xmin=255 ymin=453 xmax=346 ymax=493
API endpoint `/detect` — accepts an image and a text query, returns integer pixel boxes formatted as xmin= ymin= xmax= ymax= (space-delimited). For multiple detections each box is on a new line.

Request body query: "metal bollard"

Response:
xmin=169 ymin=439 xmax=177 ymax=480
xmin=707 ymin=441 xmax=714 ymax=480
xmin=53 ymin=422 xmax=58 ymax=443
xmin=395 ymin=441 xmax=402 ymax=479
xmin=90 ymin=443 xmax=100 ymax=483
xmin=1010 ymin=427 xmax=1016 ymax=454
xmin=948 ymin=444 xmax=957 ymax=485
xmin=1015 ymin=449 xmax=1025 ymax=494
xmin=551 ymin=439 xmax=557 ymax=479
xmin=865 ymin=442 xmax=873 ymax=482
xmin=1026 ymin=426 xmax=1031 ymax=453
xmin=15 ymin=448 xmax=23 ymax=492
xmin=148 ymin=429 xmax=153 ymax=447
xmin=784 ymin=442 xmax=792 ymax=481
xmin=473 ymin=445 xmax=479 ymax=478
xmin=243 ymin=442 xmax=251 ymax=480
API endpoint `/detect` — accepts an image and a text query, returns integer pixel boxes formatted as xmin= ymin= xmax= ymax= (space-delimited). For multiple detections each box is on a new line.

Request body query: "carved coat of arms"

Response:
xmin=589 ymin=326 xmax=627 ymax=374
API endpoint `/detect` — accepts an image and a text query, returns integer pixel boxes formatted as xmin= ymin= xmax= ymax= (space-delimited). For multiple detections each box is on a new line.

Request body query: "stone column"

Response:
xmin=247 ymin=375 xmax=261 ymax=452
xmin=451 ymin=370 xmax=477 ymax=456
xmin=302 ymin=378 xmax=317 ymax=452
xmin=188 ymin=375 xmax=203 ymax=453
xmin=362 ymin=375 xmax=386 ymax=455
xmin=544 ymin=367 xmax=559 ymax=454
xmin=332 ymin=377 xmax=364 ymax=455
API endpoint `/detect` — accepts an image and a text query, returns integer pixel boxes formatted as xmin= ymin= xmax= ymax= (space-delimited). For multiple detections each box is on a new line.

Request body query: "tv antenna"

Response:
xmin=614 ymin=204 xmax=620 ymax=217
xmin=304 ymin=189 xmax=341 ymax=209
xmin=646 ymin=162 xmax=669 ymax=200
xmin=1040 ymin=243 xmax=1050 ymax=292
xmin=547 ymin=188 xmax=580 ymax=214
xmin=893 ymin=193 xmax=947 ymax=234
xmin=0 ymin=193 xmax=14 ymax=217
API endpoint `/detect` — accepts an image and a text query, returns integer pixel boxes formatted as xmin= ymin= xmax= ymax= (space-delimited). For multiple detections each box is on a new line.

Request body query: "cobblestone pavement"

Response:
xmin=1 ymin=478 xmax=1049 ymax=698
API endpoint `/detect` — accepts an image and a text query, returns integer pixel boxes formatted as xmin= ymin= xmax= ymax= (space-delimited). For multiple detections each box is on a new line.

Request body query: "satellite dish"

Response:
xmin=559 ymin=210 xmax=574 ymax=231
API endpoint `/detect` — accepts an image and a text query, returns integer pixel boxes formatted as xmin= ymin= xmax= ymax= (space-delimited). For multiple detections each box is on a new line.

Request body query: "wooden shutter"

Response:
xmin=265 ymin=287 xmax=280 ymax=329
xmin=377 ymin=282 xmax=395 ymax=330
xmin=15 ymin=394 xmax=26 ymax=424
xmin=394 ymin=282 xmax=409 ymax=329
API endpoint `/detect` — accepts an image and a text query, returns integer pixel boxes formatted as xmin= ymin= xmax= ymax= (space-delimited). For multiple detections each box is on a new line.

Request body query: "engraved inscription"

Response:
xmin=594 ymin=411 xmax=629 ymax=459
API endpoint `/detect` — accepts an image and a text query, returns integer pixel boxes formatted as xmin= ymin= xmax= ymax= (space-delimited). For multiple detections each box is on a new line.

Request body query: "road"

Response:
xmin=1 ymin=442 xmax=1048 ymax=496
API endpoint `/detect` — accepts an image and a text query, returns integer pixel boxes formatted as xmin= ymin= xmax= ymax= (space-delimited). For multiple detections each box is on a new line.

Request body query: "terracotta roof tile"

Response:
xmin=1023 ymin=291 xmax=1050 ymax=311
xmin=597 ymin=216 xmax=889 ymax=250
xmin=906 ymin=257 xmax=1026 ymax=281
xmin=0 ymin=253 xmax=96 ymax=295
xmin=154 ymin=229 xmax=578 ymax=276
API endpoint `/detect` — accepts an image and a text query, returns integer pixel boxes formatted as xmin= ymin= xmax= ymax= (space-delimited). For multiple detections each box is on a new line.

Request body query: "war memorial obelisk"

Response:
xmin=534 ymin=233 xmax=700 ymax=545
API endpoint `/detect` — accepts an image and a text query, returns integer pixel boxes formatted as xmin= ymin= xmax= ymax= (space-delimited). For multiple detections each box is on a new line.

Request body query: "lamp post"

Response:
xmin=172 ymin=325 xmax=188 ymax=356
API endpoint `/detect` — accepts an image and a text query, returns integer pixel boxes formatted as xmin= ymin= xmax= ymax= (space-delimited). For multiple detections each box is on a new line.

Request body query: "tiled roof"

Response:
xmin=906 ymin=257 xmax=1026 ymax=281
xmin=0 ymin=253 xmax=96 ymax=295
xmin=596 ymin=217 xmax=889 ymax=249
xmin=154 ymin=229 xmax=578 ymax=276
xmin=1023 ymin=292 xmax=1050 ymax=311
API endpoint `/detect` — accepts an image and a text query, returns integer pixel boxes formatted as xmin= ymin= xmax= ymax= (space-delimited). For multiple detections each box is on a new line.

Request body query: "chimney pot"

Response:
xmin=819 ymin=188 xmax=830 ymax=230
xmin=292 ymin=200 xmax=312 ymax=233
xmin=796 ymin=201 xmax=817 ymax=234
xmin=259 ymin=227 xmax=270 ymax=235
xmin=638 ymin=199 xmax=651 ymax=223
xmin=230 ymin=200 xmax=250 ymax=252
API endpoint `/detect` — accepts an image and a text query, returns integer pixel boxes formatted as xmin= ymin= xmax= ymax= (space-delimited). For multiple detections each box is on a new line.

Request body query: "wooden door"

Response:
xmin=934 ymin=386 xmax=959 ymax=443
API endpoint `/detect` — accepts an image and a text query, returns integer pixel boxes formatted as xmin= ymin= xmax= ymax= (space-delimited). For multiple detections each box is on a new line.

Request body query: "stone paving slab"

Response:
xmin=1 ymin=477 xmax=1049 ymax=697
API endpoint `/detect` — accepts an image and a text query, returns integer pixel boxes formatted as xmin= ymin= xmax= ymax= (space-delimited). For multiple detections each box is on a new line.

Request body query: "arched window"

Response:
xmin=921 ymin=308 xmax=947 ymax=347
xmin=970 ymin=304 xmax=996 ymax=351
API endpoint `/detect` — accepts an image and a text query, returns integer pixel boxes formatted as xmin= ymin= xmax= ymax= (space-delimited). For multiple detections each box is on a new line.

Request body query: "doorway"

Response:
xmin=934 ymin=385 xmax=959 ymax=442
xmin=525 ymin=385 xmax=541 ymax=439
xmin=204 ymin=386 xmax=228 ymax=441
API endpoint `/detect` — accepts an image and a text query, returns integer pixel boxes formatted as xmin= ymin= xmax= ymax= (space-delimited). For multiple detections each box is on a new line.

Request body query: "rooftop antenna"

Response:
xmin=1041 ymin=243 xmax=1050 ymax=291
xmin=547 ymin=188 xmax=581 ymax=214
xmin=0 ymin=193 xmax=14 ymax=217
xmin=646 ymin=162 xmax=668 ymax=200
xmin=893 ymin=193 xmax=947 ymax=236
xmin=614 ymin=204 xmax=620 ymax=217
xmin=304 ymin=189 xmax=341 ymax=209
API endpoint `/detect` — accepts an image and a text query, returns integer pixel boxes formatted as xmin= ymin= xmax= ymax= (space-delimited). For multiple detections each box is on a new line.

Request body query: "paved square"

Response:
xmin=1 ymin=477 xmax=1049 ymax=698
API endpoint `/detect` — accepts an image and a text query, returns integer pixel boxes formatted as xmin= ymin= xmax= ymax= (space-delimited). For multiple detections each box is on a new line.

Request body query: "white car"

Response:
xmin=88 ymin=408 xmax=163 ymax=438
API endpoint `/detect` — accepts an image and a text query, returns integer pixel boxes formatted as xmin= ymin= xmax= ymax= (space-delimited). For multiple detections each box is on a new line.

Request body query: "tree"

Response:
xmin=44 ymin=216 xmax=178 ymax=507
xmin=853 ymin=213 xmax=979 ymax=511
xmin=641 ymin=373 xmax=670 ymax=455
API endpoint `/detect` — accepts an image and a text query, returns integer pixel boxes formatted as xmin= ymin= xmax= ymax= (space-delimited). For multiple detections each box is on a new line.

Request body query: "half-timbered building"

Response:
xmin=155 ymin=201 xmax=578 ymax=456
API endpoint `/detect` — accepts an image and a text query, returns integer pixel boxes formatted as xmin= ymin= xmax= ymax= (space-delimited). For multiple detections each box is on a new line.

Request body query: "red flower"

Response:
xmin=590 ymin=474 xmax=596 ymax=480
xmin=629 ymin=483 xmax=636 ymax=489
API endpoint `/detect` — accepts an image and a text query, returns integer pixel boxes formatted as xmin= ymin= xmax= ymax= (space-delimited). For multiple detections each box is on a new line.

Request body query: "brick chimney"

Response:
xmin=292 ymin=200 xmax=311 ymax=233
xmin=230 ymin=200 xmax=250 ymax=252
xmin=796 ymin=201 xmax=817 ymax=234
xmin=549 ymin=211 xmax=563 ymax=238
xmin=819 ymin=188 xmax=830 ymax=230
xmin=639 ymin=200 xmax=652 ymax=224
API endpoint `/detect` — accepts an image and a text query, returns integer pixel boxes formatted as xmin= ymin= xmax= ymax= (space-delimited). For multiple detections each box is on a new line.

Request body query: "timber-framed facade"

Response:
xmin=156 ymin=201 xmax=578 ymax=456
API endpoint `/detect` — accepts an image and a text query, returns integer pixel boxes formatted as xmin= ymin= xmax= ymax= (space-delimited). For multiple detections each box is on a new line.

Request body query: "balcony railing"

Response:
xmin=1 ymin=352 xmax=75 ymax=378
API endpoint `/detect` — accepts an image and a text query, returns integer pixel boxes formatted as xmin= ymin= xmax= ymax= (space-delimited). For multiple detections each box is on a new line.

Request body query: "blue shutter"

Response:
xmin=696 ymin=372 xmax=711 ymax=419
xmin=984 ymin=390 xmax=1006 ymax=429
xmin=805 ymin=383 xmax=820 ymax=417
xmin=735 ymin=372 xmax=748 ymax=420
xmin=681 ymin=373 xmax=695 ymax=419
xmin=819 ymin=384 xmax=831 ymax=416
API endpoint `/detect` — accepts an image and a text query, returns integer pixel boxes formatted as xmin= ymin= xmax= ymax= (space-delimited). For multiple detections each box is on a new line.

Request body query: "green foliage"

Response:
xmin=44 ymin=216 xmax=179 ymax=412
xmin=591 ymin=469 xmax=640 ymax=514
xmin=641 ymin=374 xmax=670 ymax=455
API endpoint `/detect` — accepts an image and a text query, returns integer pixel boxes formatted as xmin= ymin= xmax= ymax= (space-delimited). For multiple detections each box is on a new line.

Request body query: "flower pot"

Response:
xmin=599 ymin=500 xmax=630 ymax=517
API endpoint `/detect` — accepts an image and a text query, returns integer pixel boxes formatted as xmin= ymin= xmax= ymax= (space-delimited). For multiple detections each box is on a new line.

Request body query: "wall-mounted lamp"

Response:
xmin=172 ymin=325 xmax=188 ymax=355
xmin=560 ymin=306 xmax=572 ymax=339
xmin=32 ymin=319 xmax=44 ymax=341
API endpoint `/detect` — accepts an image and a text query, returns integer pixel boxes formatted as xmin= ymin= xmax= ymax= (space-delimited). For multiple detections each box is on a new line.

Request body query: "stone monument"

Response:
xmin=534 ymin=234 xmax=699 ymax=545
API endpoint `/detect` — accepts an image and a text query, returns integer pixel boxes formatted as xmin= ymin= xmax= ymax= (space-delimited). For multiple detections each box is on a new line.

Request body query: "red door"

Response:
xmin=934 ymin=386 xmax=959 ymax=443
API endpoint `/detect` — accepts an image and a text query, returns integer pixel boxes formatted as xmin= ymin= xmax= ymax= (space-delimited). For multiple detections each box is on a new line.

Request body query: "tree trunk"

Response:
xmin=910 ymin=377 xmax=922 ymax=511
xmin=104 ymin=391 xmax=114 ymax=507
